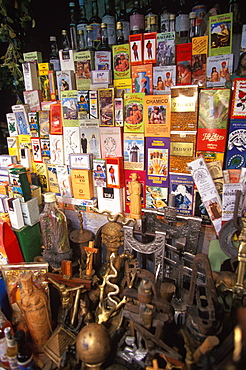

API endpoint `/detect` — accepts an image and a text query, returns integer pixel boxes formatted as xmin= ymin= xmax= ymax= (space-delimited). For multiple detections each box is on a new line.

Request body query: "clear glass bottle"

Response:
xmin=145 ymin=0 xmax=158 ymax=33
xmin=97 ymin=23 xmax=111 ymax=51
xmin=117 ymin=0 xmax=130 ymax=43
xmin=77 ymin=29 xmax=86 ymax=51
xmin=160 ymin=0 xmax=170 ymax=32
xmin=49 ymin=36 xmax=60 ymax=71
xmin=39 ymin=192 xmax=70 ymax=253
xmin=228 ymin=0 xmax=241 ymax=34
xmin=0 ymin=310 xmax=12 ymax=368
xmin=102 ymin=0 xmax=116 ymax=46
xmin=169 ymin=14 xmax=175 ymax=32
xmin=61 ymin=30 xmax=71 ymax=60
xmin=86 ymin=25 xmax=96 ymax=51
xmin=77 ymin=0 xmax=88 ymax=45
xmin=69 ymin=2 xmax=78 ymax=51
xmin=4 ymin=327 xmax=18 ymax=370
xmin=89 ymin=0 xmax=101 ymax=49
xmin=14 ymin=330 xmax=34 ymax=370
xmin=149 ymin=15 xmax=158 ymax=32
xmin=116 ymin=22 xmax=124 ymax=45
xmin=130 ymin=0 xmax=145 ymax=34
xmin=188 ymin=11 xmax=196 ymax=42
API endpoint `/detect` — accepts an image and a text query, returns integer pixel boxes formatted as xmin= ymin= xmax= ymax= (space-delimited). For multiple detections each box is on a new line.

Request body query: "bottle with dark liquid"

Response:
xmin=97 ymin=23 xmax=111 ymax=51
xmin=49 ymin=36 xmax=60 ymax=71
xmin=130 ymin=0 xmax=145 ymax=34
xmin=77 ymin=0 xmax=88 ymax=45
xmin=61 ymin=30 xmax=71 ymax=60
xmin=89 ymin=0 xmax=101 ymax=49
xmin=117 ymin=0 xmax=130 ymax=43
xmin=116 ymin=22 xmax=124 ymax=45
xmin=14 ymin=330 xmax=35 ymax=370
xmin=69 ymin=2 xmax=78 ymax=50
xmin=102 ymin=0 xmax=116 ymax=46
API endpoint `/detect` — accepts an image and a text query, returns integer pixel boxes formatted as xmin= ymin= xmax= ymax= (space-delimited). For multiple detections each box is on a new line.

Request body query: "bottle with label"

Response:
xmin=130 ymin=0 xmax=145 ymax=34
xmin=150 ymin=15 xmax=158 ymax=32
xmin=145 ymin=0 xmax=158 ymax=33
xmin=77 ymin=29 xmax=86 ymax=51
xmin=49 ymin=36 xmax=60 ymax=71
xmin=61 ymin=30 xmax=71 ymax=60
xmin=160 ymin=0 xmax=170 ymax=32
xmin=176 ymin=11 xmax=189 ymax=43
xmin=0 ymin=309 xmax=12 ymax=368
xmin=14 ymin=330 xmax=34 ymax=370
xmin=97 ymin=23 xmax=111 ymax=51
xmin=69 ymin=2 xmax=78 ymax=51
xmin=169 ymin=14 xmax=176 ymax=32
xmin=117 ymin=1 xmax=130 ymax=43
xmin=4 ymin=327 xmax=18 ymax=370
xmin=89 ymin=0 xmax=101 ymax=49
xmin=86 ymin=25 xmax=96 ymax=51
xmin=39 ymin=192 xmax=70 ymax=253
xmin=188 ymin=11 xmax=196 ymax=42
xmin=116 ymin=22 xmax=124 ymax=45
xmin=102 ymin=0 xmax=116 ymax=46
xmin=77 ymin=0 xmax=88 ymax=45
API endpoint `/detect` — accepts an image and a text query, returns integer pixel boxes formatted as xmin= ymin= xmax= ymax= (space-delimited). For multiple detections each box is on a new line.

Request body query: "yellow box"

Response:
xmin=71 ymin=169 xmax=94 ymax=200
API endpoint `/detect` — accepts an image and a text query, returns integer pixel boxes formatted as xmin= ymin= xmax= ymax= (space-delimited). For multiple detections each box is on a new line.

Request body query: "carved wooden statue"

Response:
xmin=19 ymin=273 xmax=52 ymax=351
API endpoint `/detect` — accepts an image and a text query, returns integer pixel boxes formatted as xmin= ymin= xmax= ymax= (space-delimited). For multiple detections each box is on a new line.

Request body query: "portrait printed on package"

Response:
xmin=98 ymin=88 xmax=114 ymax=127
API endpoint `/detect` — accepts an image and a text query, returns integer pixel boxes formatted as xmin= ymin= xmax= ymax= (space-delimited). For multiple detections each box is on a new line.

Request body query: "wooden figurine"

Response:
xmin=128 ymin=172 xmax=142 ymax=219
xmin=18 ymin=273 xmax=52 ymax=351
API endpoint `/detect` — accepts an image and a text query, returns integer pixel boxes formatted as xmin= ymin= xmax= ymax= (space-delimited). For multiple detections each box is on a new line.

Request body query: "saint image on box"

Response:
xmin=114 ymin=53 xmax=130 ymax=73
xmin=81 ymin=133 xmax=87 ymax=153
xmin=15 ymin=112 xmax=30 ymax=135
xmin=210 ymin=21 xmax=231 ymax=50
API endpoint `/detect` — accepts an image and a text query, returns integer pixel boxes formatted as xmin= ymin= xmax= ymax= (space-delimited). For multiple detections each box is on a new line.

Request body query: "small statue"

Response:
xmin=18 ymin=273 xmax=52 ymax=351
xmin=128 ymin=173 xmax=142 ymax=219
xmin=101 ymin=222 xmax=124 ymax=260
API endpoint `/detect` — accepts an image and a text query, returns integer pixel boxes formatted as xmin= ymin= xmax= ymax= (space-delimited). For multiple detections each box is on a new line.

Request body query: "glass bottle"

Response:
xmin=176 ymin=11 xmax=189 ymax=43
xmin=160 ymin=0 xmax=170 ymax=32
xmin=49 ymin=36 xmax=60 ymax=71
xmin=69 ymin=2 xmax=78 ymax=51
xmin=102 ymin=0 xmax=116 ymax=46
xmin=132 ymin=25 xmax=141 ymax=34
xmin=116 ymin=22 xmax=124 ymax=45
xmin=0 ymin=310 xmax=12 ymax=368
xmin=150 ymin=15 xmax=158 ymax=32
xmin=130 ymin=0 xmax=145 ymax=34
xmin=228 ymin=0 xmax=241 ymax=34
xmin=39 ymin=192 xmax=70 ymax=253
xmin=61 ymin=30 xmax=71 ymax=60
xmin=86 ymin=25 xmax=96 ymax=51
xmin=4 ymin=327 xmax=18 ymax=370
xmin=117 ymin=0 xmax=130 ymax=43
xmin=77 ymin=0 xmax=88 ymax=45
xmin=169 ymin=14 xmax=175 ymax=32
xmin=192 ymin=2 xmax=207 ymax=37
xmin=145 ymin=0 xmax=158 ymax=33
xmin=89 ymin=0 xmax=101 ymax=49
xmin=14 ymin=330 xmax=34 ymax=370
xmin=77 ymin=29 xmax=86 ymax=51
xmin=97 ymin=23 xmax=111 ymax=51
xmin=188 ymin=11 xmax=196 ymax=42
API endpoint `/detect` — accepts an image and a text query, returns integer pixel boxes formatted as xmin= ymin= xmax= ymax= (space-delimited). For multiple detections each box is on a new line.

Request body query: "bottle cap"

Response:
xmin=189 ymin=12 xmax=197 ymax=19
xmin=101 ymin=23 xmax=107 ymax=28
xmin=116 ymin=21 xmax=123 ymax=29
xmin=43 ymin=192 xmax=57 ymax=203
xmin=86 ymin=25 xmax=93 ymax=31
xmin=169 ymin=14 xmax=175 ymax=20
xmin=50 ymin=36 xmax=56 ymax=42
xmin=61 ymin=30 xmax=67 ymax=35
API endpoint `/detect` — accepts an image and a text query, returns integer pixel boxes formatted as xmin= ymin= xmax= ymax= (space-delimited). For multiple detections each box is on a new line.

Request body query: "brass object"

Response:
xmin=76 ymin=323 xmax=111 ymax=370
xmin=101 ymin=222 xmax=124 ymax=260
xmin=18 ymin=273 xmax=52 ymax=352
xmin=42 ymin=325 xmax=76 ymax=367
xmin=159 ymin=282 xmax=176 ymax=302
xmin=69 ymin=211 xmax=94 ymax=257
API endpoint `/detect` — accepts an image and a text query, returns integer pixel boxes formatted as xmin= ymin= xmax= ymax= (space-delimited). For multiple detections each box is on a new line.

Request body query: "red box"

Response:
xmin=106 ymin=157 xmax=124 ymax=189
xmin=50 ymin=103 xmax=63 ymax=135
xmin=129 ymin=33 xmax=143 ymax=66
xmin=143 ymin=32 xmax=157 ymax=64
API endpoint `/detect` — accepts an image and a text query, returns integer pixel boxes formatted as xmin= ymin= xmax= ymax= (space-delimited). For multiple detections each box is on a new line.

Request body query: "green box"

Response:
xmin=13 ymin=223 xmax=43 ymax=262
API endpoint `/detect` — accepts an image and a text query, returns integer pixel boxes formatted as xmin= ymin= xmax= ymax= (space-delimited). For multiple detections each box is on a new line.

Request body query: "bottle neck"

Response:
xmin=69 ymin=6 xmax=76 ymax=26
xmin=62 ymin=34 xmax=71 ymax=50
xmin=92 ymin=0 xmax=99 ymax=17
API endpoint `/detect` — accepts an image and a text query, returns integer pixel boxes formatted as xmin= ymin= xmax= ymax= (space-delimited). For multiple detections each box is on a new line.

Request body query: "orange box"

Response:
xmin=71 ymin=169 xmax=94 ymax=200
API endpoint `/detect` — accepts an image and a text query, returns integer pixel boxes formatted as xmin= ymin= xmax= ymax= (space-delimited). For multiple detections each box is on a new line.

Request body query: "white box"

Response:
xmin=6 ymin=113 xmax=18 ymax=137
xmin=20 ymin=197 xmax=40 ymax=226
xmin=22 ymin=62 xmax=39 ymax=91
xmin=59 ymin=49 xmax=75 ymax=72
xmin=7 ymin=198 xmax=25 ymax=230
xmin=97 ymin=187 xmax=124 ymax=214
